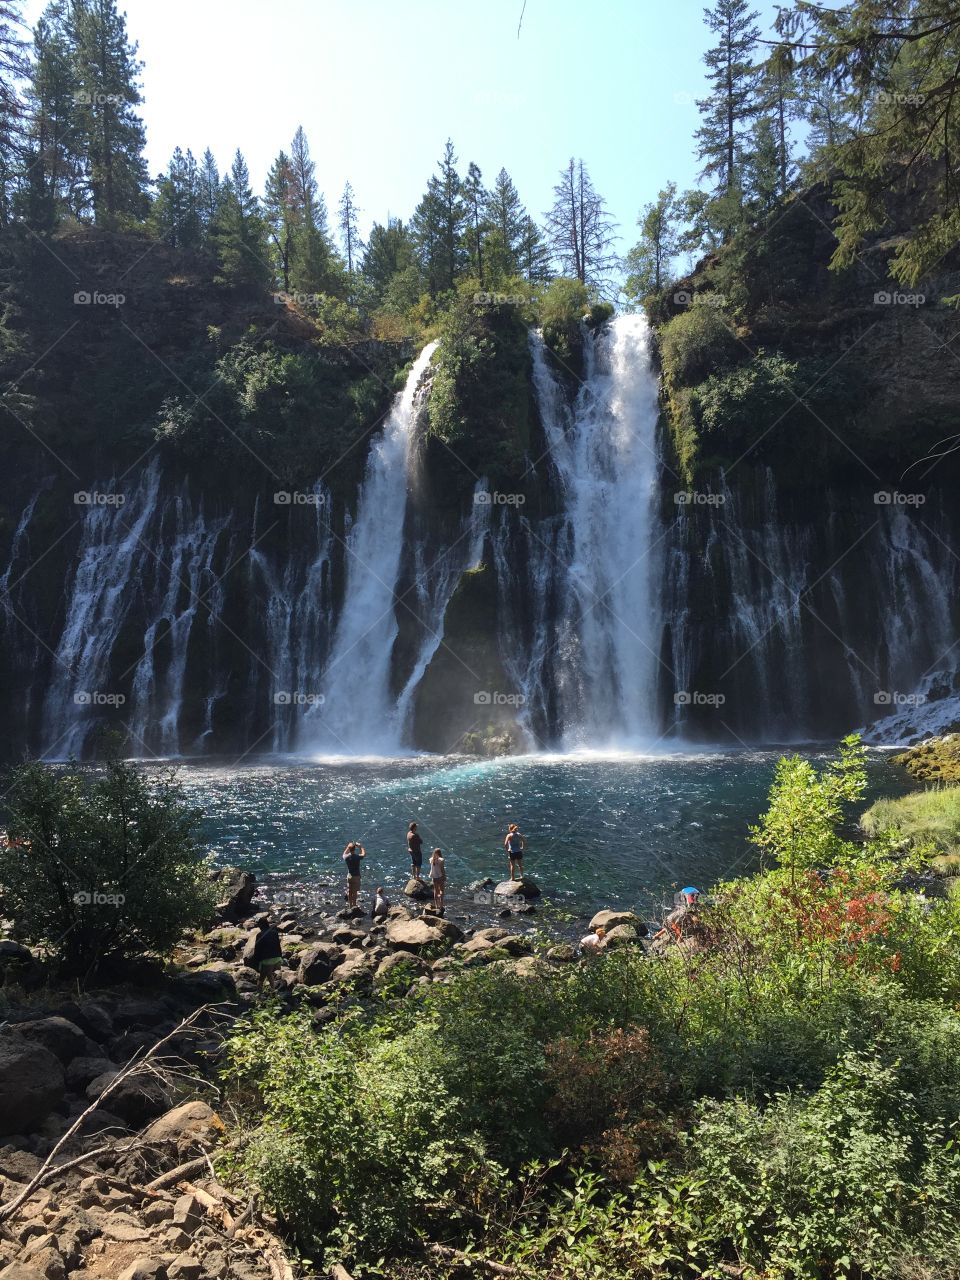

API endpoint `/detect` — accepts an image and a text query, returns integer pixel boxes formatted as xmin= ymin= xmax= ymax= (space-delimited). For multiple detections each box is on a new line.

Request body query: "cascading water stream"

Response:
xmin=303 ymin=342 xmax=438 ymax=754
xmin=524 ymin=315 xmax=664 ymax=748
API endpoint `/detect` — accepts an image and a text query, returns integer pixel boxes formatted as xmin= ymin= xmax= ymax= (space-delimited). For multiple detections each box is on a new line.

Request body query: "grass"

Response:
xmin=862 ymin=784 xmax=960 ymax=857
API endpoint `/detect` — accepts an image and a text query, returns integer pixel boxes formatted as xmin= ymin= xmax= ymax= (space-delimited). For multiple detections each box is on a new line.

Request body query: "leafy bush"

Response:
xmin=0 ymin=759 xmax=216 ymax=974
xmin=538 ymin=276 xmax=591 ymax=370
xmin=658 ymin=305 xmax=738 ymax=387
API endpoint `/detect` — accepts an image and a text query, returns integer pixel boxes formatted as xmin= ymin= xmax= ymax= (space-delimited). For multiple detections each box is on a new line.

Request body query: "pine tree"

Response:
xmin=411 ymin=139 xmax=467 ymax=295
xmin=462 ymin=160 xmax=486 ymax=284
xmin=484 ymin=167 xmax=525 ymax=277
xmin=67 ymin=0 xmax=148 ymax=227
xmin=263 ymin=149 xmax=294 ymax=292
xmin=362 ymin=216 xmax=418 ymax=302
xmin=0 ymin=0 xmax=28 ymax=226
xmin=545 ymin=158 xmax=618 ymax=289
xmin=151 ymin=146 xmax=201 ymax=248
xmin=338 ymin=180 xmax=361 ymax=276
xmin=287 ymin=124 xmax=337 ymax=296
xmin=22 ymin=1 xmax=79 ymax=229
xmin=214 ymin=148 xmax=271 ymax=291
xmin=625 ymin=182 xmax=680 ymax=303
xmin=197 ymin=147 xmax=221 ymax=237
xmin=695 ymin=0 xmax=762 ymax=202
xmin=518 ymin=214 xmax=551 ymax=282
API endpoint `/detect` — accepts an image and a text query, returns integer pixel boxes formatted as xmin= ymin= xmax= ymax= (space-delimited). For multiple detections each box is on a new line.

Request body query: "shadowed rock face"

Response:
xmin=0 ymin=1033 xmax=65 ymax=1135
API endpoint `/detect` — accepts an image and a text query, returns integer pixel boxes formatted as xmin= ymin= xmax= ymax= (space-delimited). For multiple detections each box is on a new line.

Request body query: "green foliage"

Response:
xmin=538 ymin=276 xmax=590 ymax=370
xmin=749 ymin=734 xmax=868 ymax=877
xmin=0 ymin=758 xmax=215 ymax=973
xmin=895 ymin=736 xmax=960 ymax=785
xmin=862 ymin=785 xmax=960 ymax=858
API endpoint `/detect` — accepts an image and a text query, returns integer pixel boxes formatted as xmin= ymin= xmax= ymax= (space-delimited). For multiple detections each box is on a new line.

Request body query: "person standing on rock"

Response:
xmin=407 ymin=821 xmax=424 ymax=881
xmin=253 ymin=917 xmax=283 ymax=992
xmin=504 ymin=824 xmax=526 ymax=881
xmin=342 ymin=841 xmax=366 ymax=909
xmin=429 ymin=848 xmax=446 ymax=914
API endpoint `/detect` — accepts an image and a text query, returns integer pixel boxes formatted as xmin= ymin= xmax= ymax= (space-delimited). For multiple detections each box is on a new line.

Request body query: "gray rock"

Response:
xmin=141 ymin=1201 xmax=175 ymax=1226
xmin=212 ymin=867 xmax=257 ymax=922
xmin=65 ymin=1056 xmax=115 ymax=1091
xmin=167 ymin=1254 xmax=201 ymax=1280
xmin=14 ymin=1017 xmax=88 ymax=1065
xmin=85 ymin=1071 xmax=170 ymax=1125
xmin=375 ymin=953 xmax=431 ymax=985
xmin=386 ymin=916 xmax=463 ymax=952
xmin=588 ymin=909 xmax=646 ymax=935
xmin=603 ymin=924 xmax=643 ymax=948
xmin=142 ymin=1101 xmax=221 ymax=1148
xmin=117 ymin=1260 xmax=168 ymax=1280
xmin=0 ymin=1034 xmax=64 ymax=1136
xmin=547 ymin=943 xmax=577 ymax=962
xmin=172 ymin=1193 xmax=203 ymax=1233
xmin=493 ymin=878 xmax=541 ymax=899
xmin=402 ymin=878 xmax=432 ymax=900
xmin=0 ymin=1264 xmax=49 ymax=1280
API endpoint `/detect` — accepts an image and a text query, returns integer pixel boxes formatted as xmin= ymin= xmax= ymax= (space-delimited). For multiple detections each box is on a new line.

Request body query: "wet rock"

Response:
xmin=403 ymin=878 xmax=432 ymax=900
xmin=493 ymin=878 xmax=541 ymax=899
xmin=0 ymin=1035 xmax=64 ymax=1136
xmin=588 ymin=909 xmax=646 ymax=935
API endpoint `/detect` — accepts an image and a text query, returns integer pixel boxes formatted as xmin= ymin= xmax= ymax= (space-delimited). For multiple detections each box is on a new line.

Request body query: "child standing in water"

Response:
xmin=429 ymin=847 xmax=446 ymax=914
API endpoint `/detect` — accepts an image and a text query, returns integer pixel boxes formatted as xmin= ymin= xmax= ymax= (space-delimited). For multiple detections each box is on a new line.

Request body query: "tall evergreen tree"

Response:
xmin=67 ymin=0 xmax=148 ymax=227
xmin=518 ymin=214 xmax=551 ymax=282
xmin=411 ymin=139 xmax=467 ymax=295
xmin=545 ymin=158 xmax=618 ymax=289
xmin=22 ymin=1 xmax=78 ymax=229
xmin=263 ymin=149 xmax=294 ymax=291
xmin=150 ymin=146 xmax=201 ymax=248
xmin=197 ymin=146 xmax=221 ymax=237
xmin=462 ymin=160 xmax=486 ymax=284
xmin=695 ymin=0 xmax=762 ymax=202
xmin=0 ymin=0 xmax=28 ymax=226
xmin=484 ymin=167 xmax=525 ymax=277
xmin=214 ymin=148 xmax=270 ymax=291
xmin=286 ymin=124 xmax=337 ymax=295
xmin=362 ymin=216 xmax=417 ymax=301
xmin=338 ymin=179 xmax=360 ymax=276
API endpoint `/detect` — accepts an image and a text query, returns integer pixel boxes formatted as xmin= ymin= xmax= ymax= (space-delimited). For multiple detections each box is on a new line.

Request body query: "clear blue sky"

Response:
xmin=24 ymin=0 xmax=786 ymax=255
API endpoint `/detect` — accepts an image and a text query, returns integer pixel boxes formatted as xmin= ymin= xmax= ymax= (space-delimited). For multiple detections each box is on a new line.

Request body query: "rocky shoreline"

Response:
xmin=0 ymin=867 xmax=652 ymax=1280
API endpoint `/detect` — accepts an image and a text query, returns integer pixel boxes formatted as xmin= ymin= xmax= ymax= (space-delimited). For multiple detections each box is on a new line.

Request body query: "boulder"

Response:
xmin=13 ymin=1017 xmax=89 ymax=1065
xmin=386 ymin=917 xmax=463 ymax=953
xmin=85 ymin=1071 xmax=170 ymax=1125
xmin=0 ymin=940 xmax=33 ymax=964
xmin=65 ymin=1055 xmax=115 ymax=1091
xmin=546 ymin=943 xmax=577 ymax=962
xmin=59 ymin=1001 xmax=112 ymax=1043
xmin=297 ymin=942 xmax=342 ymax=986
xmin=603 ymin=924 xmax=644 ymax=948
xmin=493 ymin=878 xmax=541 ymax=899
xmin=111 ymin=997 xmax=173 ymax=1030
xmin=117 ymin=1260 xmax=168 ymax=1280
xmin=402 ymin=878 xmax=432 ymax=900
xmin=168 ymin=968 xmax=237 ymax=1004
xmin=375 ymin=953 xmax=432 ymax=986
xmin=212 ymin=867 xmax=257 ymax=922
xmin=326 ymin=953 xmax=372 ymax=987
xmin=588 ymin=909 xmax=646 ymax=935
xmin=0 ymin=1265 xmax=49 ymax=1280
xmin=0 ymin=1034 xmax=65 ymax=1136
xmin=142 ymin=1101 xmax=222 ymax=1148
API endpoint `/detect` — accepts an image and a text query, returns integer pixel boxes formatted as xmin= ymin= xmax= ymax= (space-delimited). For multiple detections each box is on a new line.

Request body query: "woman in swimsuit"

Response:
xmin=429 ymin=847 xmax=446 ymax=913
xmin=504 ymin=823 xmax=525 ymax=881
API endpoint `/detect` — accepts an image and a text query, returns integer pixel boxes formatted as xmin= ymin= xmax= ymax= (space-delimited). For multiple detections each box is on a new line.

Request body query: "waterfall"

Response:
xmin=41 ymin=462 xmax=163 ymax=759
xmin=302 ymin=342 xmax=438 ymax=754
xmin=526 ymin=316 xmax=664 ymax=748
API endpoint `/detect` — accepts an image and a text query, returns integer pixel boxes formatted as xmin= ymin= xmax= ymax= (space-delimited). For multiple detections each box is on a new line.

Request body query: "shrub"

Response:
xmin=863 ymin=785 xmax=960 ymax=857
xmin=0 ymin=759 xmax=216 ymax=974
xmin=658 ymin=305 xmax=738 ymax=387
xmin=538 ymin=276 xmax=591 ymax=369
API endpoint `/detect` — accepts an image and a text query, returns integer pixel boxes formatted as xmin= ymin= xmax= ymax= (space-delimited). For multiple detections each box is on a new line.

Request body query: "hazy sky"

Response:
xmin=22 ymin=0 xmax=786 ymax=254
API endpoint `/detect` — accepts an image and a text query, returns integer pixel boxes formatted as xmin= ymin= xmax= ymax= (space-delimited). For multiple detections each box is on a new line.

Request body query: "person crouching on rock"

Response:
xmin=372 ymin=885 xmax=390 ymax=919
xmin=253 ymin=917 xmax=283 ymax=992
xmin=579 ymin=925 xmax=606 ymax=954
xmin=430 ymin=848 xmax=446 ymax=914
xmin=343 ymin=841 xmax=366 ymax=909
xmin=407 ymin=821 xmax=424 ymax=881
xmin=504 ymin=823 xmax=525 ymax=880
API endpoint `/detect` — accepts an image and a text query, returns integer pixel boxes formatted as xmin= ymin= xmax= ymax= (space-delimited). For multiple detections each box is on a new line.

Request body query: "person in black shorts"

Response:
xmin=407 ymin=821 xmax=424 ymax=881
xmin=342 ymin=841 xmax=366 ymax=908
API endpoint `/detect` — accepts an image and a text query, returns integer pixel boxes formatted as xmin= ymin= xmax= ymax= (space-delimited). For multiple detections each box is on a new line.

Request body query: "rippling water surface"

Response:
xmin=176 ymin=749 xmax=911 ymax=922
